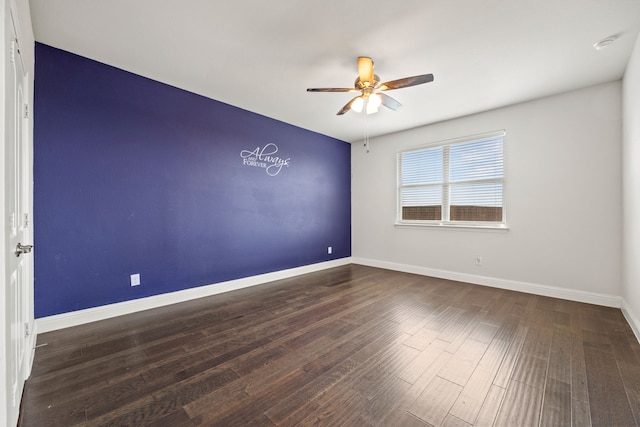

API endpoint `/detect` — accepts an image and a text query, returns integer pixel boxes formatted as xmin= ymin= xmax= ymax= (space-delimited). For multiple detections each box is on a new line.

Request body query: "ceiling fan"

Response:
xmin=307 ymin=57 xmax=434 ymax=115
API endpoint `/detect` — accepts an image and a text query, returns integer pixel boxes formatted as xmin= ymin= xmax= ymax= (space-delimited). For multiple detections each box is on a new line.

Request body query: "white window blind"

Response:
xmin=397 ymin=131 xmax=505 ymax=227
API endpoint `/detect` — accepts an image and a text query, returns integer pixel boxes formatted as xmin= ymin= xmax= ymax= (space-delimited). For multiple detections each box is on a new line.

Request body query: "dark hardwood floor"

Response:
xmin=19 ymin=264 xmax=640 ymax=426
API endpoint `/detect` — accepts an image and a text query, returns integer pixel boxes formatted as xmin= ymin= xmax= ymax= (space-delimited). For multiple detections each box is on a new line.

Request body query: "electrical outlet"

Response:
xmin=475 ymin=256 xmax=483 ymax=266
xmin=130 ymin=273 xmax=141 ymax=286
xmin=328 ymin=246 xmax=332 ymax=254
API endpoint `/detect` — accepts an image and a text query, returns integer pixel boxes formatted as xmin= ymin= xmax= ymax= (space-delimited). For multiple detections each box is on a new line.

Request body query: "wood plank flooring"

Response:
xmin=18 ymin=264 xmax=640 ymax=426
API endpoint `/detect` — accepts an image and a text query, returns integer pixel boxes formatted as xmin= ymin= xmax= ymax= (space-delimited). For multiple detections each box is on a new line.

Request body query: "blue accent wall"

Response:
xmin=33 ymin=43 xmax=351 ymax=318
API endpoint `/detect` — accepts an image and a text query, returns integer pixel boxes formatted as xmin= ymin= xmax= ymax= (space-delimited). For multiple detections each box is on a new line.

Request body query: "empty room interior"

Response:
xmin=4 ymin=0 xmax=640 ymax=426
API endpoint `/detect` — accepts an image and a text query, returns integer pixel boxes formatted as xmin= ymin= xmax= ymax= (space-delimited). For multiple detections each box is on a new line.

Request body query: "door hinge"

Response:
xmin=10 ymin=38 xmax=21 ymax=63
xmin=24 ymin=213 xmax=30 ymax=228
xmin=24 ymin=103 xmax=29 ymax=119
xmin=25 ymin=322 xmax=31 ymax=337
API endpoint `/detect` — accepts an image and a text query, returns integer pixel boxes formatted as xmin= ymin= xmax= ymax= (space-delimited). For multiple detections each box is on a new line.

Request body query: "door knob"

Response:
xmin=15 ymin=243 xmax=33 ymax=257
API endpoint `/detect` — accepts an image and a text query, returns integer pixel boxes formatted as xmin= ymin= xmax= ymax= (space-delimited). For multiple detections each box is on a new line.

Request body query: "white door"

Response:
xmin=3 ymin=7 xmax=33 ymax=426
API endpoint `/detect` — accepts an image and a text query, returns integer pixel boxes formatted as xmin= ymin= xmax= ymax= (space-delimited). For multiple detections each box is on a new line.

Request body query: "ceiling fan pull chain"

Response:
xmin=364 ymin=113 xmax=370 ymax=154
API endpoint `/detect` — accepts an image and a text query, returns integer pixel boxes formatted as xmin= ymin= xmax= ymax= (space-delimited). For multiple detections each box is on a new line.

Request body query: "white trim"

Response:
xmin=36 ymin=257 xmax=352 ymax=333
xmin=622 ymin=299 xmax=640 ymax=344
xmin=352 ymin=257 xmax=622 ymax=308
xmin=394 ymin=221 xmax=510 ymax=231
xmin=24 ymin=322 xmax=36 ymax=377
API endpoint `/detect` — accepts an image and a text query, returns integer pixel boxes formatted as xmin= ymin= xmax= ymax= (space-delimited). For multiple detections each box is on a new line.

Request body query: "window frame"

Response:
xmin=396 ymin=130 xmax=508 ymax=230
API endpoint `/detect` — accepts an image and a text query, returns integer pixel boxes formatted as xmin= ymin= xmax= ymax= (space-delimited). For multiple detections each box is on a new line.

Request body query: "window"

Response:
xmin=397 ymin=131 xmax=505 ymax=228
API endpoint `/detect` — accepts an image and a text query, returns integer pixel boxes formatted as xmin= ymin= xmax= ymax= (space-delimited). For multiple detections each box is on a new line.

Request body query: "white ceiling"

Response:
xmin=28 ymin=0 xmax=640 ymax=143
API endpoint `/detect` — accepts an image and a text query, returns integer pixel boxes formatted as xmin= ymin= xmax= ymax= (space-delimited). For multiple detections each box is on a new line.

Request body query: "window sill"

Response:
xmin=394 ymin=221 xmax=510 ymax=231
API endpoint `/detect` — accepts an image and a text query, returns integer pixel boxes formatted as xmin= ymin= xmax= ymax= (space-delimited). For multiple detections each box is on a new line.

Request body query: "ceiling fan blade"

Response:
xmin=337 ymin=96 xmax=360 ymax=115
xmin=380 ymin=93 xmax=402 ymax=111
xmin=378 ymin=73 xmax=434 ymax=91
xmin=307 ymin=88 xmax=359 ymax=93
xmin=357 ymin=57 xmax=374 ymax=86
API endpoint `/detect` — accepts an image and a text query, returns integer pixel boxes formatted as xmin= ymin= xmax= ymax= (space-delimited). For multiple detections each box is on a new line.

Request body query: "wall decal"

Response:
xmin=240 ymin=143 xmax=291 ymax=176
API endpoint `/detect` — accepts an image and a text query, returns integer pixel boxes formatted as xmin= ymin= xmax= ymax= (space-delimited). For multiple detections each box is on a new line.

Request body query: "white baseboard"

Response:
xmin=35 ymin=256 xmax=635 ymax=343
xmin=352 ymin=257 xmax=622 ymax=308
xmin=35 ymin=257 xmax=352 ymax=333
xmin=622 ymin=299 xmax=640 ymax=344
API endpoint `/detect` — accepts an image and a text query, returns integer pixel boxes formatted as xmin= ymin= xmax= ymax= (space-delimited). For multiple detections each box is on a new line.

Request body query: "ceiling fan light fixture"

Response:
xmin=351 ymin=96 xmax=364 ymax=113
xmin=369 ymin=93 xmax=382 ymax=109
xmin=366 ymin=102 xmax=378 ymax=115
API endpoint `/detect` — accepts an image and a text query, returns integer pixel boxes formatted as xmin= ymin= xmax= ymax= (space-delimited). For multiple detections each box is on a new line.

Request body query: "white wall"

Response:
xmin=353 ymin=82 xmax=622 ymax=304
xmin=623 ymin=34 xmax=640 ymax=339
